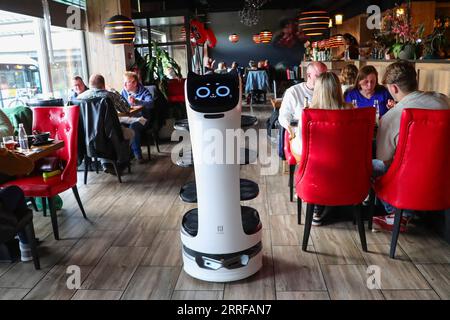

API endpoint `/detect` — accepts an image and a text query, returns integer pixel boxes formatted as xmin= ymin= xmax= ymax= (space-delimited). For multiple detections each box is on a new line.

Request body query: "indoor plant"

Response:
xmin=379 ymin=2 xmax=422 ymax=60
xmin=132 ymin=40 xmax=182 ymax=99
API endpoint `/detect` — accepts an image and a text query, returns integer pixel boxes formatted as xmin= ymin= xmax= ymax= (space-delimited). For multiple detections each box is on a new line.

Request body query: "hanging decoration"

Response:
xmin=298 ymin=10 xmax=330 ymax=37
xmin=239 ymin=0 xmax=271 ymax=26
xmin=205 ymin=27 xmax=217 ymax=48
xmin=228 ymin=33 xmax=239 ymax=43
xmin=252 ymin=34 xmax=261 ymax=44
xmin=260 ymin=30 xmax=273 ymax=43
xmin=190 ymin=19 xmax=208 ymax=46
xmin=104 ymin=15 xmax=136 ymax=45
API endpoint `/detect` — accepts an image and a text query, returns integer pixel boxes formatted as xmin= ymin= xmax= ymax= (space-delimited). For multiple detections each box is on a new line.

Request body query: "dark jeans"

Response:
xmin=0 ymin=186 xmax=28 ymax=244
xmin=126 ymin=121 xmax=147 ymax=159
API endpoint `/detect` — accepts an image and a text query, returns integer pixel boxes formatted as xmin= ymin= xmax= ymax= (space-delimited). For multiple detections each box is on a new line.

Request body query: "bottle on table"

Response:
xmin=18 ymin=123 xmax=29 ymax=151
xmin=373 ymin=99 xmax=380 ymax=125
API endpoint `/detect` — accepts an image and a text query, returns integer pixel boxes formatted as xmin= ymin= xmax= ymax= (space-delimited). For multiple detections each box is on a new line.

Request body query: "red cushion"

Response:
xmin=2 ymin=175 xmax=73 ymax=198
xmin=374 ymin=109 xmax=450 ymax=211
xmin=284 ymin=130 xmax=297 ymax=165
xmin=167 ymin=79 xmax=186 ymax=104
xmin=295 ymin=108 xmax=375 ymax=206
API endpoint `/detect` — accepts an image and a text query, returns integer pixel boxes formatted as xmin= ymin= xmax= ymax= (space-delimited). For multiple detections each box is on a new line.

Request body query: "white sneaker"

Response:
xmin=19 ymin=242 xmax=33 ymax=262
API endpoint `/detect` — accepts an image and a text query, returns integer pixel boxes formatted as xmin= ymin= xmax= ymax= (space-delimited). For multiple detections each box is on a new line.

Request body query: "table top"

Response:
xmin=117 ymin=106 xmax=143 ymax=117
xmin=14 ymin=140 xmax=65 ymax=162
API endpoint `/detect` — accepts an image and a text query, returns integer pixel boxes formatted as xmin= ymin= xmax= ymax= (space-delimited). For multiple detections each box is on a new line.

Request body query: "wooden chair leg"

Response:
xmin=354 ymin=205 xmax=368 ymax=252
xmin=390 ymin=210 xmax=403 ymax=258
xmin=42 ymin=197 xmax=47 ymax=217
xmin=47 ymin=197 xmax=59 ymax=240
xmin=112 ymin=162 xmax=122 ymax=183
xmin=72 ymin=186 xmax=87 ymax=219
xmin=289 ymin=164 xmax=295 ymax=202
xmin=24 ymin=221 xmax=40 ymax=270
xmin=302 ymin=203 xmax=314 ymax=251
xmin=297 ymin=197 xmax=302 ymax=225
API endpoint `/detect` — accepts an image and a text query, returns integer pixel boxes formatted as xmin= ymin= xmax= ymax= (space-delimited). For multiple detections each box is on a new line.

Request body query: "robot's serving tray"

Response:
xmin=180 ymin=179 xmax=259 ymax=203
xmin=182 ymin=206 xmax=262 ymax=237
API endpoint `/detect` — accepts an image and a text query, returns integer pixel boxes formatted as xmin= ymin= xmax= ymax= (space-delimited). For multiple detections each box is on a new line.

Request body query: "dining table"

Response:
xmin=14 ymin=140 xmax=65 ymax=162
xmin=117 ymin=105 xmax=143 ymax=117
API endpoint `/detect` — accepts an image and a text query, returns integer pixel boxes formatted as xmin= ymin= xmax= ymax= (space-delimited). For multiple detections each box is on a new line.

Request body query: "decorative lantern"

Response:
xmin=229 ymin=33 xmax=239 ymax=43
xmin=252 ymin=34 xmax=261 ymax=44
xmin=259 ymin=30 xmax=272 ymax=43
xmin=335 ymin=14 xmax=343 ymax=25
xmin=104 ymin=15 xmax=136 ymax=45
xmin=298 ymin=10 xmax=330 ymax=37
xmin=328 ymin=35 xmax=345 ymax=47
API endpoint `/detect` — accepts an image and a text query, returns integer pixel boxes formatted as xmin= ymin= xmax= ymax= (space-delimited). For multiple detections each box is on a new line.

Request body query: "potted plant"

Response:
xmin=132 ymin=40 xmax=182 ymax=99
xmin=379 ymin=2 xmax=423 ymax=60
xmin=423 ymin=16 xmax=449 ymax=59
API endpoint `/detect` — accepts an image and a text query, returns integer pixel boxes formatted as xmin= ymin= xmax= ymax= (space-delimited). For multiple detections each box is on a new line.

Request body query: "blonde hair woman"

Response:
xmin=291 ymin=71 xmax=352 ymax=225
xmin=340 ymin=64 xmax=358 ymax=94
xmin=291 ymin=71 xmax=352 ymax=161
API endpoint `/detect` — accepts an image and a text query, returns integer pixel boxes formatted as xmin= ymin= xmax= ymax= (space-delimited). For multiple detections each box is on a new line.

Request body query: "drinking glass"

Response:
xmin=2 ymin=136 xmax=16 ymax=150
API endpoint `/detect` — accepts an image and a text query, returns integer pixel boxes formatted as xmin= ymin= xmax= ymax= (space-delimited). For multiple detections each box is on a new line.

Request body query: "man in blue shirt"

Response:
xmin=121 ymin=72 xmax=154 ymax=163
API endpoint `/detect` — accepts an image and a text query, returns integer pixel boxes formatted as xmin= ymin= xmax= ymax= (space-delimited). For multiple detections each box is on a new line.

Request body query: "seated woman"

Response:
xmin=0 ymin=147 xmax=35 ymax=262
xmin=344 ymin=65 xmax=393 ymax=118
xmin=290 ymin=71 xmax=353 ymax=225
xmin=340 ymin=64 xmax=358 ymax=94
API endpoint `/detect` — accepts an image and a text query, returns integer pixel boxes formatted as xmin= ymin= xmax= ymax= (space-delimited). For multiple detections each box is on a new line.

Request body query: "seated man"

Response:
xmin=373 ymin=60 xmax=450 ymax=232
xmin=68 ymin=76 xmax=89 ymax=101
xmin=121 ymin=71 xmax=154 ymax=163
xmin=76 ymin=74 xmax=134 ymax=174
xmin=0 ymin=147 xmax=35 ymax=262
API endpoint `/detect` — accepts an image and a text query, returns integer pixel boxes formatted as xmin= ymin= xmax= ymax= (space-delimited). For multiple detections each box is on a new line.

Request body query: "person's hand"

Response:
xmin=288 ymin=127 xmax=295 ymax=141
xmin=387 ymin=99 xmax=396 ymax=109
xmin=128 ymin=96 xmax=136 ymax=106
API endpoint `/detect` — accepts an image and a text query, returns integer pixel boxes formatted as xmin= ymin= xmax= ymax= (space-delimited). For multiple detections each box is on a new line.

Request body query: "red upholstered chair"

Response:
xmin=284 ymin=130 xmax=297 ymax=204
xmin=373 ymin=109 xmax=450 ymax=258
xmin=295 ymin=108 xmax=376 ymax=252
xmin=1 ymin=106 xmax=86 ymax=240
xmin=167 ymin=78 xmax=186 ymax=104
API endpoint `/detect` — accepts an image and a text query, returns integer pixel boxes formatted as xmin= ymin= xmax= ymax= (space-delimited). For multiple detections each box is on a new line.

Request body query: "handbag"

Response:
xmin=35 ymin=157 xmax=62 ymax=173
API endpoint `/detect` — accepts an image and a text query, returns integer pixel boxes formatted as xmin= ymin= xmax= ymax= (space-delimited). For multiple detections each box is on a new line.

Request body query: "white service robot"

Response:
xmin=181 ymin=71 xmax=262 ymax=282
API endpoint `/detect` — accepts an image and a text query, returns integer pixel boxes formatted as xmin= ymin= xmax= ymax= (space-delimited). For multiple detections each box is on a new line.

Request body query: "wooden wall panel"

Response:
xmin=85 ymin=0 xmax=134 ymax=91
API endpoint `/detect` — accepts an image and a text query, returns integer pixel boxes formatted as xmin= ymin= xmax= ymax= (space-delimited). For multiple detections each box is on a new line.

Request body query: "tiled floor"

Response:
xmin=0 ymin=103 xmax=449 ymax=300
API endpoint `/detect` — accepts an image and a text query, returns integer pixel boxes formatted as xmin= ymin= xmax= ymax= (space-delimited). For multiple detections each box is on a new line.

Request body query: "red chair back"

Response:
xmin=32 ymin=106 xmax=79 ymax=187
xmin=167 ymin=78 xmax=186 ymax=103
xmin=375 ymin=109 xmax=450 ymax=211
xmin=295 ymin=108 xmax=375 ymax=206
xmin=284 ymin=130 xmax=297 ymax=165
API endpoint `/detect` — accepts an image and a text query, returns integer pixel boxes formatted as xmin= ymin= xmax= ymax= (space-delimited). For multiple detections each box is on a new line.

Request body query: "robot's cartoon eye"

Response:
xmin=216 ymin=86 xmax=230 ymax=97
xmin=196 ymin=87 xmax=211 ymax=98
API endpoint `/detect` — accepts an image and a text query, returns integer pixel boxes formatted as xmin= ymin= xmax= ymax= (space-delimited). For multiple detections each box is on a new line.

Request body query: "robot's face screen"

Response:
xmin=187 ymin=72 xmax=240 ymax=113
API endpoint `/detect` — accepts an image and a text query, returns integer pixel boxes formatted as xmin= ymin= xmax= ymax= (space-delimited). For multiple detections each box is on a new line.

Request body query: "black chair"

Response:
xmin=0 ymin=208 xmax=40 ymax=270
xmin=73 ymin=97 xmax=131 ymax=184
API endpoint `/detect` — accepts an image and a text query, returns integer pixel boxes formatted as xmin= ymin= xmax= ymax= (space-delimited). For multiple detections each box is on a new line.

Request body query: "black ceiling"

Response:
xmin=136 ymin=0 xmax=445 ymax=18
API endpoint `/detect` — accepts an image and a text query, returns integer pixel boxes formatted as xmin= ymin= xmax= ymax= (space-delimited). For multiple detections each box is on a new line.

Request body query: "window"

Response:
xmin=133 ymin=15 xmax=190 ymax=78
xmin=0 ymin=8 xmax=88 ymax=107
xmin=49 ymin=25 xmax=86 ymax=99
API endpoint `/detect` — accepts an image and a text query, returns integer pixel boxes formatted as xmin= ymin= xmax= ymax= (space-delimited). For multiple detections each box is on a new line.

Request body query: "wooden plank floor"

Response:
xmin=0 ymin=103 xmax=449 ymax=300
